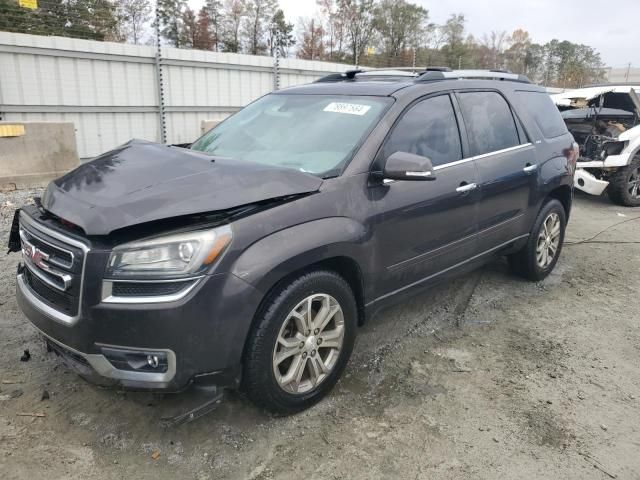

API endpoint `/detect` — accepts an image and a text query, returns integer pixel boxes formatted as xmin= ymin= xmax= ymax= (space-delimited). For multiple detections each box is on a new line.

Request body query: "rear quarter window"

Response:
xmin=514 ymin=91 xmax=568 ymax=139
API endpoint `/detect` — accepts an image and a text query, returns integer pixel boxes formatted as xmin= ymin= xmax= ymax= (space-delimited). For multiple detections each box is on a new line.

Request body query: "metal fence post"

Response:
xmin=154 ymin=10 xmax=167 ymax=144
xmin=273 ymin=41 xmax=280 ymax=91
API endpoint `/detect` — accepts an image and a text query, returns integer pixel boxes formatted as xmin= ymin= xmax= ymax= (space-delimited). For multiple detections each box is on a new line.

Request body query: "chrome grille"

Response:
xmin=19 ymin=214 xmax=88 ymax=319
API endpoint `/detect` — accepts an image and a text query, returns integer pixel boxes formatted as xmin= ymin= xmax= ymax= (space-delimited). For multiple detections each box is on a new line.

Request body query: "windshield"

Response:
xmin=190 ymin=94 xmax=392 ymax=178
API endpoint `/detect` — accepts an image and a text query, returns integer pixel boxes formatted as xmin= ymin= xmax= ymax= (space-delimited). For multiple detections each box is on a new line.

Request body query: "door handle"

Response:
xmin=523 ymin=164 xmax=537 ymax=174
xmin=456 ymin=183 xmax=477 ymax=194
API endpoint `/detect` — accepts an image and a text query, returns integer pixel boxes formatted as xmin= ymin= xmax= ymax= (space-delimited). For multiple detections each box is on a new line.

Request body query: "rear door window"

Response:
xmin=514 ymin=90 xmax=568 ymax=138
xmin=381 ymin=94 xmax=462 ymax=167
xmin=458 ymin=91 xmax=521 ymax=156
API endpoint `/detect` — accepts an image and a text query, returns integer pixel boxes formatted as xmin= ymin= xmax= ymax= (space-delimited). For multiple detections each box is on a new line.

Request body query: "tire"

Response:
xmin=242 ymin=270 xmax=357 ymax=414
xmin=607 ymin=155 xmax=640 ymax=207
xmin=508 ymin=199 xmax=566 ymax=281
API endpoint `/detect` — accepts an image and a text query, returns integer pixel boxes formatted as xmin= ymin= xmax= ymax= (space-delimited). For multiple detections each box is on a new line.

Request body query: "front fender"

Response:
xmin=231 ymin=217 xmax=368 ymax=295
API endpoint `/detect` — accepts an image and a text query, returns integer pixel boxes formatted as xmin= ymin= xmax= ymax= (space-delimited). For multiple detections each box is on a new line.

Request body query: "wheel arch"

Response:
xmin=546 ymin=184 xmax=572 ymax=220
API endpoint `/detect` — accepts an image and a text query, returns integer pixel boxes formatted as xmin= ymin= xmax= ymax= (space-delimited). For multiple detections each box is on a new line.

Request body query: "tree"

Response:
xmin=205 ymin=0 xmax=224 ymax=51
xmin=480 ymin=30 xmax=508 ymax=69
xmin=372 ymin=0 xmax=428 ymax=60
xmin=504 ymin=29 xmax=532 ymax=74
xmin=317 ymin=0 xmax=346 ymax=61
xmin=194 ymin=7 xmax=214 ymax=50
xmin=296 ymin=18 xmax=324 ymax=60
xmin=181 ymin=6 xmax=197 ymax=47
xmin=115 ymin=0 xmax=152 ymax=44
xmin=242 ymin=0 xmax=277 ymax=55
xmin=268 ymin=8 xmax=295 ymax=56
xmin=221 ymin=0 xmax=244 ymax=52
xmin=338 ymin=0 xmax=376 ymax=64
xmin=158 ymin=0 xmax=187 ymax=47
xmin=439 ymin=13 xmax=469 ymax=69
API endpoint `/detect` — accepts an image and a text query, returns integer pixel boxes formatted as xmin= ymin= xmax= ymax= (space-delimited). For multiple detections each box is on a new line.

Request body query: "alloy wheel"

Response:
xmin=536 ymin=212 xmax=561 ymax=269
xmin=272 ymin=294 xmax=345 ymax=394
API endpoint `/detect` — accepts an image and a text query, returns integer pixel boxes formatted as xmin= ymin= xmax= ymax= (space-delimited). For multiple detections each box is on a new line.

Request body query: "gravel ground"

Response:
xmin=0 ymin=190 xmax=639 ymax=480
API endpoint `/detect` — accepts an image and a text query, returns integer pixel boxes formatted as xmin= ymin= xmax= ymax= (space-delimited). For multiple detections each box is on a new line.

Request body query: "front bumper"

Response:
xmin=17 ymin=264 xmax=263 ymax=391
xmin=574 ymin=168 xmax=609 ymax=196
xmin=14 ymin=207 xmax=263 ymax=391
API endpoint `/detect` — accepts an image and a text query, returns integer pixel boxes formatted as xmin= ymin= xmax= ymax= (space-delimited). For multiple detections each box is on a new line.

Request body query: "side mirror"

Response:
xmin=383 ymin=151 xmax=436 ymax=181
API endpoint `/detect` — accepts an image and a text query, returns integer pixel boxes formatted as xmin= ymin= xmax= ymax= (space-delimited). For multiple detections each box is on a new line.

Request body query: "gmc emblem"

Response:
xmin=20 ymin=232 xmax=72 ymax=292
xmin=23 ymin=244 xmax=50 ymax=269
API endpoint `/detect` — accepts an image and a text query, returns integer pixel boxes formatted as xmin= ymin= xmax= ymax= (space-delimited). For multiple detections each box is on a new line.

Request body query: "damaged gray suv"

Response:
xmin=10 ymin=69 xmax=576 ymax=413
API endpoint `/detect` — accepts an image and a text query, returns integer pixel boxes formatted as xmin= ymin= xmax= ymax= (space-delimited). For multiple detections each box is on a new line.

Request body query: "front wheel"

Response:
xmin=242 ymin=270 xmax=357 ymax=414
xmin=508 ymin=199 xmax=566 ymax=281
xmin=608 ymin=156 xmax=640 ymax=206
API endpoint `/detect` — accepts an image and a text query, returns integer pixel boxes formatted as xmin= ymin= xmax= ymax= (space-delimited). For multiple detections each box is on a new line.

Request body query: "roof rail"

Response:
xmin=314 ymin=68 xmax=532 ymax=84
xmin=424 ymin=66 xmax=452 ymax=72
xmin=314 ymin=66 xmax=455 ymax=83
xmin=314 ymin=69 xmax=364 ymax=83
xmin=415 ymin=69 xmax=531 ymax=84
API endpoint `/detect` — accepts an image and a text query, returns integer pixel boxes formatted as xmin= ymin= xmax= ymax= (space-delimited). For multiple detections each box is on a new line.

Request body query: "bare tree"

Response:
xmin=317 ymin=0 xmax=345 ymax=61
xmin=115 ymin=0 xmax=152 ymax=44
xmin=481 ymin=30 xmax=508 ymax=69
xmin=297 ymin=18 xmax=324 ymax=60
xmin=243 ymin=0 xmax=277 ymax=55
xmin=221 ymin=0 xmax=244 ymax=52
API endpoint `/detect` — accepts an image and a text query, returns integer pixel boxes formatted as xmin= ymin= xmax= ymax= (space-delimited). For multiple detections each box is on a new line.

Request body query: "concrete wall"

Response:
xmin=0 ymin=121 xmax=79 ymax=189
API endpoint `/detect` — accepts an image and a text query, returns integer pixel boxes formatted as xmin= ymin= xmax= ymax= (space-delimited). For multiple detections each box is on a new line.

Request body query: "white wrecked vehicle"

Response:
xmin=551 ymin=86 xmax=640 ymax=206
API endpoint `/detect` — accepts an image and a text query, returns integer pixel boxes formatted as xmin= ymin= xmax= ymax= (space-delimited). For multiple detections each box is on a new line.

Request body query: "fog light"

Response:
xmin=147 ymin=355 xmax=159 ymax=369
xmin=101 ymin=347 xmax=169 ymax=373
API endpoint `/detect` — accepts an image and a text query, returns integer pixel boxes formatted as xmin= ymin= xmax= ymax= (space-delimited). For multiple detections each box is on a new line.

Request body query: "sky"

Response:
xmin=276 ymin=0 xmax=638 ymax=68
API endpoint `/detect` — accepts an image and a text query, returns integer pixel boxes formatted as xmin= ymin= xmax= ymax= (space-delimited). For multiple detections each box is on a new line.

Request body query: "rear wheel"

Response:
xmin=242 ymin=270 xmax=357 ymax=414
xmin=508 ymin=199 xmax=566 ymax=281
xmin=608 ymin=156 xmax=640 ymax=207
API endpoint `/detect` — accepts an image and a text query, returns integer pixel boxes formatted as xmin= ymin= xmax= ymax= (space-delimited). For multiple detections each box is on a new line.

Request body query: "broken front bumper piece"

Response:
xmin=574 ymin=168 xmax=609 ymax=196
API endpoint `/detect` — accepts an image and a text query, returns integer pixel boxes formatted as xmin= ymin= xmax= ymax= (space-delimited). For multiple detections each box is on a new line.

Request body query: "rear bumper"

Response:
xmin=17 ymin=264 xmax=263 ymax=391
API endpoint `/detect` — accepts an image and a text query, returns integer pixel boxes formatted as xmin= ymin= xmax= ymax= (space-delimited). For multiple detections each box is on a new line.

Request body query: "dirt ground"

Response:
xmin=0 ymin=189 xmax=639 ymax=480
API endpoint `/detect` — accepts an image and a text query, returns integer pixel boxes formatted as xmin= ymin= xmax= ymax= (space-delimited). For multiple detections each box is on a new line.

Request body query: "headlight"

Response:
xmin=106 ymin=225 xmax=232 ymax=278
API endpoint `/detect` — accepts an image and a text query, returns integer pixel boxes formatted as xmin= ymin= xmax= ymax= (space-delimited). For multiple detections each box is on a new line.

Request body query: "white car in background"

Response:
xmin=551 ymin=85 xmax=640 ymax=206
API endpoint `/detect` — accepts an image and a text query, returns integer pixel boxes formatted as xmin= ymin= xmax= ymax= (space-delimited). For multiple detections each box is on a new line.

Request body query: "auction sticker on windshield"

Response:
xmin=324 ymin=102 xmax=372 ymax=116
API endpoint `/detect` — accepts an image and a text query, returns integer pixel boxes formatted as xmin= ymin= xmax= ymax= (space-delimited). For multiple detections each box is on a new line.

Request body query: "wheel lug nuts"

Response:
xmin=317 ymin=338 xmax=322 ymax=345
xmin=299 ymin=342 xmax=305 ymax=349
xmin=314 ymin=328 xmax=319 ymax=335
xmin=305 ymin=330 xmax=310 ymax=336
xmin=310 ymin=350 xmax=316 ymax=356
xmin=302 ymin=352 xmax=307 ymax=358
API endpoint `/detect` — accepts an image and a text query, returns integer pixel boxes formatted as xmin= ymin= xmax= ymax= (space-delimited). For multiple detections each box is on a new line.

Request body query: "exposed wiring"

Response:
xmin=565 ymin=215 xmax=640 ymax=246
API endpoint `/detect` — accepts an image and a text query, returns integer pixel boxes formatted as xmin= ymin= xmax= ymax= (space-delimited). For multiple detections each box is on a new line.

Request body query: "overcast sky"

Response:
xmin=276 ymin=0 xmax=637 ymax=68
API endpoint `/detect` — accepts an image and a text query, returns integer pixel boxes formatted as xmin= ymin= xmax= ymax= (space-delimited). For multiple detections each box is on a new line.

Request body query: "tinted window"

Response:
xmin=458 ymin=91 xmax=520 ymax=156
xmin=381 ymin=95 xmax=462 ymax=167
xmin=514 ymin=90 xmax=568 ymax=138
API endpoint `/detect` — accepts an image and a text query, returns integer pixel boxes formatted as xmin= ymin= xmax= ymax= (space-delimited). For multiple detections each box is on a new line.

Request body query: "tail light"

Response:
xmin=564 ymin=141 xmax=579 ymax=173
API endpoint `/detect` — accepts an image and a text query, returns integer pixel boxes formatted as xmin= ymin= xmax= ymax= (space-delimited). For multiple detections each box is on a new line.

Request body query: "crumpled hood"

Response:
xmin=552 ymin=86 xmax=640 ymax=114
xmin=42 ymin=139 xmax=323 ymax=235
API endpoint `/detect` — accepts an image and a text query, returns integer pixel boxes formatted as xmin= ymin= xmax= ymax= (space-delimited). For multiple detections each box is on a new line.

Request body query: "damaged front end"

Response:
xmin=552 ymin=86 xmax=640 ymax=195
